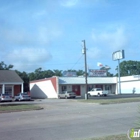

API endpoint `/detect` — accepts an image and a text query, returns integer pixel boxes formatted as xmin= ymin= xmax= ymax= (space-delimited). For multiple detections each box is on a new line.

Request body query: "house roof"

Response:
xmin=0 ymin=70 xmax=23 ymax=83
xmin=59 ymin=77 xmax=117 ymax=84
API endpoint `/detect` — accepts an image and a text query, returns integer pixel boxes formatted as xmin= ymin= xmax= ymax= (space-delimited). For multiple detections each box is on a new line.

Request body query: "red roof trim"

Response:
xmin=30 ymin=76 xmax=57 ymax=83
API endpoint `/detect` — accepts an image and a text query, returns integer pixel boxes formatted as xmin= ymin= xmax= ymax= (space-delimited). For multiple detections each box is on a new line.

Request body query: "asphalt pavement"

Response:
xmin=0 ymin=98 xmax=140 ymax=140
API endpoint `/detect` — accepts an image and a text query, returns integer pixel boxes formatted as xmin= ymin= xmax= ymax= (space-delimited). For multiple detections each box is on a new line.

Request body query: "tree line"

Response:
xmin=0 ymin=60 xmax=140 ymax=92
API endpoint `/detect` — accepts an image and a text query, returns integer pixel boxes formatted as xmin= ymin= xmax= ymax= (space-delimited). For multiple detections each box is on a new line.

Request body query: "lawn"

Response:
xmin=79 ymin=97 xmax=140 ymax=104
xmin=0 ymin=104 xmax=43 ymax=112
xmin=84 ymin=134 xmax=140 ymax=140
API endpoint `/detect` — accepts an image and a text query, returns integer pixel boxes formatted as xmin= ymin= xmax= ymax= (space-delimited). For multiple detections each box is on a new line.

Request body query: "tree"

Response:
xmin=28 ymin=72 xmax=36 ymax=81
xmin=116 ymin=60 xmax=140 ymax=76
xmin=53 ymin=70 xmax=62 ymax=76
xmin=15 ymin=70 xmax=30 ymax=92
xmin=29 ymin=68 xmax=55 ymax=81
xmin=76 ymin=70 xmax=85 ymax=76
xmin=34 ymin=67 xmax=43 ymax=80
xmin=0 ymin=61 xmax=13 ymax=70
xmin=65 ymin=69 xmax=84 ymax=76
xmin=100 ymin=65 xmax=114 ymax=77
xmin=44 ymin=70 xmax=54 ymax=77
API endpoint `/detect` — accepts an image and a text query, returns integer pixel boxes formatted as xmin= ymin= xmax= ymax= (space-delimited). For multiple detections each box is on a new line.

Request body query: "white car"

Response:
xmin=58 ymin=91 xmax=76 ymax=99
xmin=87 ymin=88 xmax=108 ymax=97
xmin=0 ymin=93 xmax=12 ymax=102
xmin=14 ymin=92 xmax=31 ymax=101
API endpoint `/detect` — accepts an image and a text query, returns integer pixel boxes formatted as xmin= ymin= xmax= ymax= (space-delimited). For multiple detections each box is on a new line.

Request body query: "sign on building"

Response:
xmin=89 ymin=69 xmax=107 ymax=77
xmin=62 ymin=71 xmax=77 ymax=77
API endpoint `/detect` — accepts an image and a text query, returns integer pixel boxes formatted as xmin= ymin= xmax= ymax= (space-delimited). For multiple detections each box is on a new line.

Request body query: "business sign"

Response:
xmin=62 ymin=71 xmax=77 ymax=77
xmin=89 ymin=69 xmax=107 ymax=77
xmin=112 ymin=50 xmax=125 ymax=61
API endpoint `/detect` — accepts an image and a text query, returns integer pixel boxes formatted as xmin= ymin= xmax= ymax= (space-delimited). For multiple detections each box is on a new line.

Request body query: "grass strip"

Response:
xmin=0 ymin=104 xmax=43 ymax=112
xmin=83 ymin=134 xmax=140 ymax=140
xmin=80 ymin=97 xmax=140 ymax=104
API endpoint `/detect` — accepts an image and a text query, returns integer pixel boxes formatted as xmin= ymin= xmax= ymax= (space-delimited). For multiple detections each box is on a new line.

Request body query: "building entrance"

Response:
xmin=72 ymin=85 xmax=80 ymax=96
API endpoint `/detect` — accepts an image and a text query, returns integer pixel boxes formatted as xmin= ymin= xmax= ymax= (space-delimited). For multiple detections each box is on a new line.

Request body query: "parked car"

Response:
xmin=58 ymin=91 xmax=76 ymax=99
xmin=0 ymin=93 xmax=12 ymax=102
xmin=87 ymin=88 xmax=108 ymax=97
xmin=14 ymin=92 xmax=31 ymax=101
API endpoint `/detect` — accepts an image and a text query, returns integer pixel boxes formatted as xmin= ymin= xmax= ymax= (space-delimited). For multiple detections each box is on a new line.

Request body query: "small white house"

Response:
xmin=0 ymin=70 xmax=24 ymax=97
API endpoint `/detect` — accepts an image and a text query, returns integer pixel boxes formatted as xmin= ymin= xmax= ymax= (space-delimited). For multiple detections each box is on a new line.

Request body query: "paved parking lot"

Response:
xmin=0 ymin=97 xmax=140 ymax=140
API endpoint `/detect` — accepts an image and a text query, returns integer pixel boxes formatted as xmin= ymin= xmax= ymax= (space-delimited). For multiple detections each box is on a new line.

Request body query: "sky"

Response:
xmin=0 ymin=0 xmax=140 ymax=74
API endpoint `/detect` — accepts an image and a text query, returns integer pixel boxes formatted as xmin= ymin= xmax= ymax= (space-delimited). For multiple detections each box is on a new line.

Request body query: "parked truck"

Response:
xmin=87 ymin=88 xmax=108 ymax=97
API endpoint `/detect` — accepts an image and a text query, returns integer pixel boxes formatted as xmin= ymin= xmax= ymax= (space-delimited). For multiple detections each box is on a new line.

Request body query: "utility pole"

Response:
xmin=82 ymin=40 xmax=88 ymax=100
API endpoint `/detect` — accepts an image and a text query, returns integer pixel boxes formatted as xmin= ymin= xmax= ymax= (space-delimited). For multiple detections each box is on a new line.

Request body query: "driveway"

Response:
xmin=0 ymin=99 xmax=139 ymax=140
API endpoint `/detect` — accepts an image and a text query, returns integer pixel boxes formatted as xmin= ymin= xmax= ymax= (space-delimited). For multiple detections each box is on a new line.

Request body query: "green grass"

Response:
xmin=79 ymin=97 xmax=140 ymax=104
xmin=83 ymin=134 xmax=140 ymax=140
xmin=0 ymin=104 xmax=43 ymax=112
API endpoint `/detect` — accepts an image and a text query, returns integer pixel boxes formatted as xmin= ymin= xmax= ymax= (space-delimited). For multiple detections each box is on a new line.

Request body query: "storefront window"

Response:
xmin=62 ymin=86 xmax=67 ymax=91
xmin=88 ymin=85 xmax=94 ymax=91
xmin=105 ymin=85 xmax=111 ymax=90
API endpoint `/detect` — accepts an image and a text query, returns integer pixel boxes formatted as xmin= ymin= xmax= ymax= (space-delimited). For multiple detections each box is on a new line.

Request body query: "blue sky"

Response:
xmin=0 ymin=0 xmax=140 ymax=74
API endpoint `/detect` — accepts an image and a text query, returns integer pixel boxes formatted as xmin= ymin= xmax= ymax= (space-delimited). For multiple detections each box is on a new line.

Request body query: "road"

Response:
xmin=0 ymin=99 xmax=140 ymax=140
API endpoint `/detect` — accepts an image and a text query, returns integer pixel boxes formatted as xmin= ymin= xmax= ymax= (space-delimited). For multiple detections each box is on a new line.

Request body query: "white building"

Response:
xmin=30 ymin=75 xmax=140 ymax=99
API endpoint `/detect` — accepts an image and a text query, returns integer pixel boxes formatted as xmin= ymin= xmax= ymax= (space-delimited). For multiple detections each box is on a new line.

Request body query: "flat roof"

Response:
xmin=59 ymin=77 xmax=117 ymax=84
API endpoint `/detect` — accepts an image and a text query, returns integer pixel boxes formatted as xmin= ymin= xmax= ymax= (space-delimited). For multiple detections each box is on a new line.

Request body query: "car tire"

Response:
xmin=88 ymin=93 xmax=91 ymax=97
xmin=18 ymin=98 xmax=21 ymax=101
xmin=97 ymin=93 xmax=100 ymax=97
xmin=65 ymin=96 xmax=68 ymax=99
xmin=58 ymin=96 xmax=61 ymax=99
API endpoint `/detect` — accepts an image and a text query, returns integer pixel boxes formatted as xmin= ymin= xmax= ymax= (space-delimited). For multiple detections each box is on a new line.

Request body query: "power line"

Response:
xmin=69 ymin=55 xmax=83 ymax=70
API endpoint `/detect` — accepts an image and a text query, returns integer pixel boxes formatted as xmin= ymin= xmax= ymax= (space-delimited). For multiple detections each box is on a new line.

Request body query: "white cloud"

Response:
xmin=0 ymin=18 xmax=63 ymax=72
xmin=7 ymin=48 xmax=52 ymax=72
xmin=87 ymin=47 xmax=102 ymax=59
xmin=38 ymin=26 xmax=62 ymax=44
xmin=60 ymin=0 xmax=79 ymax=7
xmin=0 ymin=28 xmax=41 ymax=46
xmin=88 ymin=26 xmax=129 ymax=61
xmin=0 ymin=19 xmax=63 ymax=47
xmin=91 ymin=27 xmax=128 ymax=51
